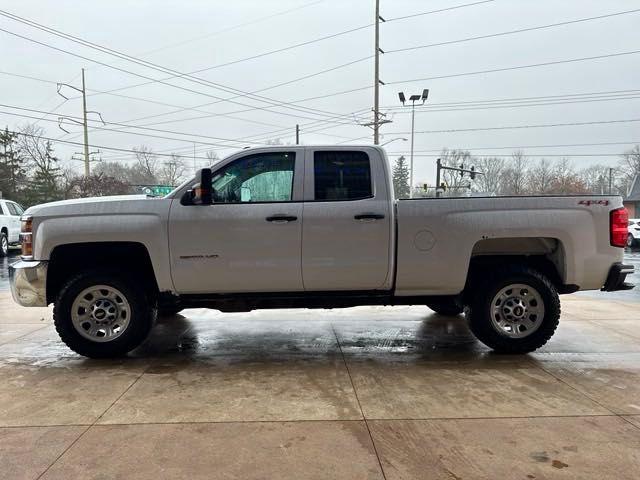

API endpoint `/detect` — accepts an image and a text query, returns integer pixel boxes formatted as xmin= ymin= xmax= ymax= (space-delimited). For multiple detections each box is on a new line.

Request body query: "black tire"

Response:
xmin=158 ymin=306 xmax=183 ymax=317
xmin=628 ymin=233 xmax=636 ymax=248
xmin=0 ymin=232 xmax=8 ymax=257
xmin=426 ymin=298 xmax=463 ymax=316
xmin=54 ymin=270 xmax=155 ymax=358
xmin=466 ymin=265 xmax=560 ymax=354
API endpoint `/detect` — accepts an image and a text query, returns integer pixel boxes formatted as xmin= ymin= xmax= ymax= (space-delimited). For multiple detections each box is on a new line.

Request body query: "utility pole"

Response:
xmin=373 ymin=0 xmax=380 ymax=145
xmin=81 ymin=68 xmax=90 ymax=177
xmin=295 ymin=124 xmax=300 ymax=145
xmin=56 ymin=68 xmax=104 ymax=177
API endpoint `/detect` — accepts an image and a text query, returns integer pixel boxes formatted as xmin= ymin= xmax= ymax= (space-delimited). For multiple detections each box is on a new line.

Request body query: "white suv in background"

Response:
xmin=0 ymin=199 xmax=24 ymax=256
xmin=629 ymin=219 xmax=640 ymax=248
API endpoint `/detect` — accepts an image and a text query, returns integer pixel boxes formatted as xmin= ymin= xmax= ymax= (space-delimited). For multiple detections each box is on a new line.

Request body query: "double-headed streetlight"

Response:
xmin=398 ymin=89 xmax=429 ymax=198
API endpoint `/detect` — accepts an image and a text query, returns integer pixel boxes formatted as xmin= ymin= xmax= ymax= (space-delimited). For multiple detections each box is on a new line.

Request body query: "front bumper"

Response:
xmin=9 ymin=260 xmax=48 ymax=307
xmin=601 ymin=263 xmax=635 ymax=292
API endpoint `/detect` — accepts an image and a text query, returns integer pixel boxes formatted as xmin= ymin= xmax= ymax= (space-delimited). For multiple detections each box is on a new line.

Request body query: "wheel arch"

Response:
xmin=47 ymin=241 xmax=159 ymax=304
xmin=464 ymin=237 xmax=571 ymax=303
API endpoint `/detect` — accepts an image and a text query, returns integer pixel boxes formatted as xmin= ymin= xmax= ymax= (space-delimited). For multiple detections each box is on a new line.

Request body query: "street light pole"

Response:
xmin=398 ymin=89 xmax=429 ymax=198
xmin=409 ymin=101 xmax=416 ymax=198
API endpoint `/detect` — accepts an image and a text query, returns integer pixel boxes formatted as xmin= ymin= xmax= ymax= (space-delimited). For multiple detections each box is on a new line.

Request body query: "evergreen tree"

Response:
xmin=0 ymin=127 xmax=26 ymax=202
xmin=392 ymin=156 xmax=410 ymax=198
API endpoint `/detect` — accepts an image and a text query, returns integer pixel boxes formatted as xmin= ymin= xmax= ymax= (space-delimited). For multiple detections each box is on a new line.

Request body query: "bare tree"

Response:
xmin=500 ymin=150 xmax=529 ymax=195
xmin=205 ymin=150 xmax=221 ymax=165
xmin=159 ymin=154 xmax=188 ymax=186
xmin=580 ymin=164 xmax=610 ymax=194
xmin=528 ymin=159 xmax=553 ymax=194
xmin=548 ymin=158 xmax=587 ymax=194
xmin=16 ymin=124 xmax=61 ymax=204
xmin=473 ymin=157 xmax=505 ymax=195
xmin=618 ymin=145 xmax=640 ymax=194
xmin=133 ymin=145 xmax=159 ymax=184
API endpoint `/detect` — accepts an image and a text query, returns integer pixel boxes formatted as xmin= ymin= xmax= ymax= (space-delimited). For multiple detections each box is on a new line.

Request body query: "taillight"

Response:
xmin=20 ymin=215 xmax=33 ymax=258
xmin=610 ymin=207 xmax=628 ymax=247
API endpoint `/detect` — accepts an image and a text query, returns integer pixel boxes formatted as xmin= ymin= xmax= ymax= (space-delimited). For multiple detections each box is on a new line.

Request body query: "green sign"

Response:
xmin=135 ymin=185 xmax=174 ymax=196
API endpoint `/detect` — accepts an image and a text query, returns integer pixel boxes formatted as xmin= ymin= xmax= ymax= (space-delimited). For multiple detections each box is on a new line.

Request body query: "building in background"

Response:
xmin=624 ymin=176 xmax=640 ymax=218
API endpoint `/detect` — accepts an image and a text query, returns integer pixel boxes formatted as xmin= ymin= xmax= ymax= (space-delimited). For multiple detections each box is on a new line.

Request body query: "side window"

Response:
xmin=8 ymin=203 xmax=23 ymax=216
xmin=211 ymin=152 xmax=295 ymax=204
xmin=6 ymin=203 xmax=19 ymax=216
xmin=314 ymin=151 xmax=372 ymax=201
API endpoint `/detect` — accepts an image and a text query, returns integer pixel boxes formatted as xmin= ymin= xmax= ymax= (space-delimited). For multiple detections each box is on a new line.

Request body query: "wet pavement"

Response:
xmin=1 ymin=291 xmax=639 ymax=479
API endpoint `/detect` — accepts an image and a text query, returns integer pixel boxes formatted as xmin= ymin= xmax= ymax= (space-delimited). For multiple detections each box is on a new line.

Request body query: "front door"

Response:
xmin=301 ymin=149 xmax=392 ymax=291
xmin=169 ymin=150 xmax=304 ymax=294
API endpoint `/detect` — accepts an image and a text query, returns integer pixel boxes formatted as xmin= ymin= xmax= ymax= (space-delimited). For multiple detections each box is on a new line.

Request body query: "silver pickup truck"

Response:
xmin=10 ymin=145 xmax=634 ymax=358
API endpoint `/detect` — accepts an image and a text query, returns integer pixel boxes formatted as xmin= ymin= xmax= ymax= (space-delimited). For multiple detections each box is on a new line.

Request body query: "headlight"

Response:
xmin=20 ymin=215 xmax=33 ymax=259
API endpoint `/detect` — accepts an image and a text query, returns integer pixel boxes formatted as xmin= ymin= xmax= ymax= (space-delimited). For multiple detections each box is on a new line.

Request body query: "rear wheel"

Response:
xmin=466 ymin=265 xmax=560 ymax=353
xmin=628 ymin=233 xmax=636 ymax=248
xmin=426 ymin=298 xmax=463 ymax=316
xmin=54 ymin=271 xmax=155 ymax=358
xmin=0 ymin=232 xmax=8 ymax=257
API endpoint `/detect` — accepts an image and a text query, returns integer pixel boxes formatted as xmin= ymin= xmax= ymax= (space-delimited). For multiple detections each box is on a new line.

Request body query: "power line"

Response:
xmin=389 ymin=140 xmax=640 ymax=153
xmin=286 ymin=49 xmax=640 ymax=103
xmin=9 ymin=129 xmax=215 ymax=160
xmin=385 ymin=93 xmax=640 ymax=114
xmin=386 ymin=118 xmax=640 ymax=135
xmin=0 ymin=9 xmax=352 ymax=122
xmin=385 ymin=0 xmax=495 ymax=23
xmin=387 ymin=50 xmax=640 ymax=86
xmin=387 ymin=8 xmax=640 ymax=54
xmin=0 ymin=21 xmax=347 ymax=123
xmin=387 ymin=153 xmax=627 ymax=157
xmin=0 ymin=108 xmax=262 ymax=148
xmin=125 ymin=0 xmax=326 ymax=59
xmin=380 ymin=88 xmax=640 ymax=109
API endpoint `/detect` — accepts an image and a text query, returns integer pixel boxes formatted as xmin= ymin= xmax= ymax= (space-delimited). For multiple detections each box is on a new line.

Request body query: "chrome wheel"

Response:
xmin=71 ymin=285 xmax=131 ymax=342
xmin=490 ymin=283 xmax=545 ymax=339
xmin=628 ymin=234 xmax=635 ymax=248
xmin=1 ymin=234 xmax=8 ymax=255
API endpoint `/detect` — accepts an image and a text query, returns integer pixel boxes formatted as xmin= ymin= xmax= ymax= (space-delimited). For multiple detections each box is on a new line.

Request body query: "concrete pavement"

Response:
xmin=1 ymin=291 xmax=639 ymax=479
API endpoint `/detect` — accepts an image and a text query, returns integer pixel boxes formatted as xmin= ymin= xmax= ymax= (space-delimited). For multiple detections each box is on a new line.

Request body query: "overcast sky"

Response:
xmin=1 ymin=0 xmax=639 ymax=184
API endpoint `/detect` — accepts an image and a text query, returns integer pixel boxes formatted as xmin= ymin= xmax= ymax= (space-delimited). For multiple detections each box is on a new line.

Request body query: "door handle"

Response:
xmin=266 ymin=214 xmax=298 ymax=223
xmin=354 ymin=213 xmax=385 ymax=220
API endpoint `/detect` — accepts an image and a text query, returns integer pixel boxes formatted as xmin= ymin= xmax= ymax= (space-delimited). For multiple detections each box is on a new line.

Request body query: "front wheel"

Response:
xmin=54 ymin=271 xmax=155 ymax=358
xmin=628 ymin=233 xmax=636 ymax=248
xmin=466 ymin=265 xmax=560 ymax=353
xmin=0 ymin=232 xmax=8 ymax=257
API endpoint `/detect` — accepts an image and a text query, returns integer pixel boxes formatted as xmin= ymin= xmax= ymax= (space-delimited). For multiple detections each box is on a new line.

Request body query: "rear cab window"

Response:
xmin=313 ymin=151 xmax=372 ymax=201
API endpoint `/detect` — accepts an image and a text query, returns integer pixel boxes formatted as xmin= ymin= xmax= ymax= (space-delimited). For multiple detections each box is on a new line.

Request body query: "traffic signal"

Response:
xmin=470 ymin=166 xmax=476 ymax=180
xmin=459 ymin=164 xmax=464 ymax=177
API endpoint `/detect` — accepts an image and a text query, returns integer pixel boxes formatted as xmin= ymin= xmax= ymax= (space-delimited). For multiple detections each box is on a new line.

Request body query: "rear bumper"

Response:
xmin=601 ymin=263 xmax=635 ymax=292
xmin=9 ymin=260 xmax=48 ymax=307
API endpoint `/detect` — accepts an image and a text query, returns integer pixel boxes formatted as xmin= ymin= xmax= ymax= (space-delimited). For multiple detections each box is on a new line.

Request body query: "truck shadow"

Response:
xmin=130 ymin=310 xmax=491 ymax=364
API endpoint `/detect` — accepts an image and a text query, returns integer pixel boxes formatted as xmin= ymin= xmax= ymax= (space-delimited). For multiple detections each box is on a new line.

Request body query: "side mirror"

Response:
xmin=186 ymin=168 xmax=212 ymax=205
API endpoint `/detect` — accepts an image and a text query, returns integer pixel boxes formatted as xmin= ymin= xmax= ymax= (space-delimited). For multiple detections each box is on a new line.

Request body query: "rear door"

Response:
xmin=301 ymin=148 xmax=392 ymax=291
xmin=169 ymin=149 xmax=305 ymax=294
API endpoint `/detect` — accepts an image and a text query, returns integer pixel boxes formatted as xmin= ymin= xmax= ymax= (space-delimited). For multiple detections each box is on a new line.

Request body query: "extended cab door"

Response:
xmin=168 ymin=149 xmax=304 ymax=294
xmin=301 ymin=148 xmax=393 ymax=291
